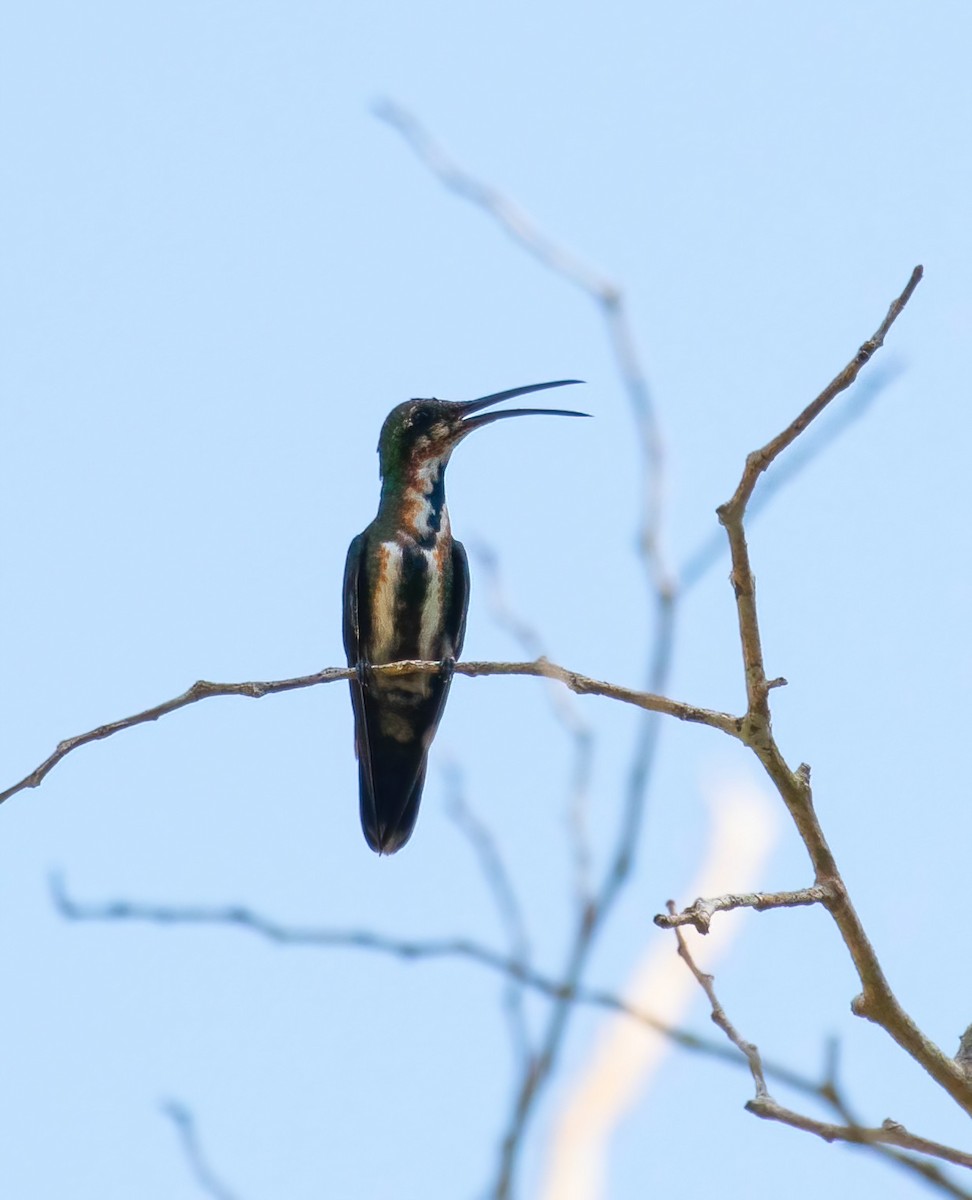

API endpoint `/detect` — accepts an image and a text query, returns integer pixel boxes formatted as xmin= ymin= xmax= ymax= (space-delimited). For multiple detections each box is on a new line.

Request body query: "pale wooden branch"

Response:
xmin=0 ymin=659 xmax=738 ymax=808
xmin=655 ymin=885 xmax=831 ymax=934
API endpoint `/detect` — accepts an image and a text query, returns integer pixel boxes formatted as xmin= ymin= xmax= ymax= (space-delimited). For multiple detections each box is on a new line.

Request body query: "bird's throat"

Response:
xmin=380 ymin=455 xmax=450 ymax=547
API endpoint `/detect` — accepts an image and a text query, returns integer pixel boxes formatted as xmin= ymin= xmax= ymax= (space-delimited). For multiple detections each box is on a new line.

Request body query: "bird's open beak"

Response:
xmin=457 ymin=379 xmax=589 ymax=432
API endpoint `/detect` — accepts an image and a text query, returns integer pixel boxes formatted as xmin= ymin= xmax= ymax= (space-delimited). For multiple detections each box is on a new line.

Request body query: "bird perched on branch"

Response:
xmin=343 ymin=380 xmax=587 ymax=854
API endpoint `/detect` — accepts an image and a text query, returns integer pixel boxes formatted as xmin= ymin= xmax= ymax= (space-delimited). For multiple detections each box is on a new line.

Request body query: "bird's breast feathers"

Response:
xmin=370 ymin=533 xmax=452 ymax=665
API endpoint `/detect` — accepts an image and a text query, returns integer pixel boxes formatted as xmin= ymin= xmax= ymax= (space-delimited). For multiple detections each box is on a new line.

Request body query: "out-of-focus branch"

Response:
xmin=0 ymin=658 xmax=739 ymax=808
xmin=47 ymin=874 xmax=734 ymax=1050
xmin=670 ymin=907 xmax=972 ymax=1177
xmin=162 ymin=1101 xmax=242 ymax=1200
xmin=373 ymin=101 xmax=615 ymax=299
xmin=375 ymin=98 xmax=684 ymax=1197
xmin=66 ymin=881 xmax=972 ymax=1197
xmin=470 ymin=540 xmax=596 ymax=906
xmin=445 ymin=763 xmax=534 ymax=1071
xmin=656 ymin=885 xmax=830 ymax=934
xmin=373 ymin=98 xmax=672 ymax=601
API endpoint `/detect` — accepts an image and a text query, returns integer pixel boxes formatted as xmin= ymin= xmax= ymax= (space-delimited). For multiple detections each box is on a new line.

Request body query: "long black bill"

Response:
xmin=458 ymin=379 xmax=589 ymax=431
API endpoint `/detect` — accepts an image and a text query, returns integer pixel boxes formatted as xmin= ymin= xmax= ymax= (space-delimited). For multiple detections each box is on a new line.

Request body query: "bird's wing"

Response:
xmin=342 ymin=533 xmax=377 ymax=804
xmin=449 ymin=538 xmax=471 ymax=660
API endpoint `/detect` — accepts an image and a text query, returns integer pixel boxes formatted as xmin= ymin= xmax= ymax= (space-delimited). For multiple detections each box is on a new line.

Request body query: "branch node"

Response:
xmin=851 ymin=992 xmax=872 ymax=1020
xmin=955 ymin=1022 xmax=972 ymax=1078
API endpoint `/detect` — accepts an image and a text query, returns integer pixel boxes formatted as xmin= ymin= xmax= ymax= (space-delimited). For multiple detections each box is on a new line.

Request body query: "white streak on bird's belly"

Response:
xmin=417 ymin=544 xmax=443 ymax=661
xmin=371 ymin=540 xmax=403 ymax=663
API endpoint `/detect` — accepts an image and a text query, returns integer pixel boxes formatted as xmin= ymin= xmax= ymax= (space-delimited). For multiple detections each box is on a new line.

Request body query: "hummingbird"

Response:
xmin=343 ymin=380 xmax=587 ymax=854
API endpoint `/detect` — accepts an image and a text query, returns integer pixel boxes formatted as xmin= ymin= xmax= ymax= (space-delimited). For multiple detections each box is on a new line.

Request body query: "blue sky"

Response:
xmin=2 ymin=3 xmax=971 ymax=1197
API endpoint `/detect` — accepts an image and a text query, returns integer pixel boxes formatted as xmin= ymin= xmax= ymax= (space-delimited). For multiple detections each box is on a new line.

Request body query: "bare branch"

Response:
xmin=667 ymin=901 xmax=769 ymax=1099
xmin=678 ymin=364 xmax=902 ymax=593
xmin=655 ymin=885 xmax=831 ymax=934
xmin=63 ymin=879 xmax=972 ymax=1196
xmin=958 ymin=1025 xmax=972 ymax=1079
xmin=161 ymin=1101 xmax=243 ymax=1200
xmin=49 ymin=874 xmax=729 ymax=1049
xmin=720 ymin=265 xmax=923 ymax=521
xmin=375 ymin=99 xmax=734 ymax=1198
xmin=669 ymin=905 xmax=972 ymax=1176
xmin=746 ymin=1099 xmax=972 ymax=1171
xmin=710 ymin=267 xmax=972 ymax=1116
xmin=373 ymin=100 xmax=615 ymax=300
xmin=0 ymin=658 xmax=738 ymax=808
xmin=718 ymin=266 xmax=922 ymax=722
xmin=470 ymin=540 xmax=596 ymax=907
xmin=374 ymin=97 xmax=673 ymax=605
xmin=445 ymin=763 xmax=534 ymax=1071
xmin=0 ymin=669 xmax=348 ymax=806
xmin=814 ymin=1041 xmax=972 ymax=1200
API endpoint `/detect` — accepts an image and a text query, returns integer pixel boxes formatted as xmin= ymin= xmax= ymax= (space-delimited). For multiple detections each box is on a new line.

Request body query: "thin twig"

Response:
xmin=655 ymin=885 xmax=831 ymax=934
xmin=667 ymin=901 xmax=769 ymax=1098
xmin=0 ymin=658 xmax=738 ymax=808
xmin=678 ymin=365 xmax=901 ymax=593
xmin=669 ymin=904 xmax=972 ymax=1175
xmin=722 ymin=266 xmax=924 ymax=521
xmin=445 ymin=763 xmax=534 ymax=1072
xmin=820 ymin=1041 xmax=972 ymax=1198
xmin=746 ymin=1100 xmax=972 ymax=1171
xmin=161 ymin=1101 xmax=242 ymax=1200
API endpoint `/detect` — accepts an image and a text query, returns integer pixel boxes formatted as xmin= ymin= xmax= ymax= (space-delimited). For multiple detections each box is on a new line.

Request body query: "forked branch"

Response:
xmin=665 ymin=264 xmax=972 ymax=1117
xmin=670 ymin=903 xmax=972 ymax=1174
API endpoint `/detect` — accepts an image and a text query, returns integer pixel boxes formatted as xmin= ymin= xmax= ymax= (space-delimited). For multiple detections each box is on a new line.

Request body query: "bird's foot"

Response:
xmin=438 ymin=655 xmax=456 ymax=683
xmin=355 ymin=660 xmax=377 ymax=689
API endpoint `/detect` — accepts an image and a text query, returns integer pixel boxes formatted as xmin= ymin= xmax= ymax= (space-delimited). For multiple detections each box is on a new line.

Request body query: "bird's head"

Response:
xmin=376 ymin=379 xmax=588 ymax=482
